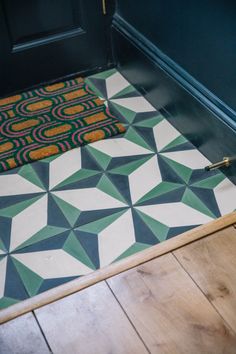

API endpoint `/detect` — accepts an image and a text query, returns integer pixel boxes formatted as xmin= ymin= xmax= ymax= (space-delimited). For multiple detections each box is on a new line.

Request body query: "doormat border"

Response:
xmin=0 ymin=76 xmax=125 ymax=172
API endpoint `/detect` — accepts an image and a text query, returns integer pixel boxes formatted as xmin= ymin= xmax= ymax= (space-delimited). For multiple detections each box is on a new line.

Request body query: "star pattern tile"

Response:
xmin=0 ymin=69 xmax=235 ymax=309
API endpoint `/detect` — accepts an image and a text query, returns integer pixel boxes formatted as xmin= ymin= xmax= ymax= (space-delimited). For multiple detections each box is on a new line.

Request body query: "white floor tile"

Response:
xmin=135 ymin=203 xmax=213 ymax=227
xmin=99 ymin=209 xmax=135 ymax=267
xmin=12 ymin=249 xmax=93 ymax=279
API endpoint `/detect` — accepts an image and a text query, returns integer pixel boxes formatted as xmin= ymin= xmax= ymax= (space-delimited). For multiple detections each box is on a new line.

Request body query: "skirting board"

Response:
xmin=0 ymin=212 xmax=235 ymax=324
xmin=112 ymin=14 xmax=236 ymax=184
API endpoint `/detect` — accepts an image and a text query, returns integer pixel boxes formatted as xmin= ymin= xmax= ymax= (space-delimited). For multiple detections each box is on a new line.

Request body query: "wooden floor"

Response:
xmin=1 ymin=224 xmax=236 ymax=353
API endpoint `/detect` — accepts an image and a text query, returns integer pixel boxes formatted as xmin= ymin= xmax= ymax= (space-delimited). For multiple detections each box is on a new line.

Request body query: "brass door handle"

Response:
xmin=102 ymin=0 xmax=107 ymax=15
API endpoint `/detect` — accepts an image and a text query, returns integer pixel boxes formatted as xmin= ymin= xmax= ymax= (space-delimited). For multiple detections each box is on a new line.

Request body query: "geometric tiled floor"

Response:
xmin=0 ymin=69 xmax=235 ymax=309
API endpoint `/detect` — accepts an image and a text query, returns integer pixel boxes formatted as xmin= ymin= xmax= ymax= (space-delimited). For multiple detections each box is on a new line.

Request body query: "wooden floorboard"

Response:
xmin=35 ymin=281 xmax=148 ymax=354
xmin=174 ymin=225 xmax=236 ymax=333
xmin=1 ymin=220 xmax=236 ymax=353
xmin=0 ymin=312 xmax=50 ymax=354
xmin=107 ymin=253 xmax=236 ymax=354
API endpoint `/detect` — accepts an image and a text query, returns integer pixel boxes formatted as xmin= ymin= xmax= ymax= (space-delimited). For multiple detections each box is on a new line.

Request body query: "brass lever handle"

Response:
xmin=205 ymin=156 xmax=234 ymax=171
xmin=102 ymin=0 xmax=107 ymax=15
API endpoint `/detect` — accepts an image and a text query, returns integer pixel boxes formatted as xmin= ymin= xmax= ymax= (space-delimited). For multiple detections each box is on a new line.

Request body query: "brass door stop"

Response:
xmin=205 ymin=156 xmax=235 ymax=171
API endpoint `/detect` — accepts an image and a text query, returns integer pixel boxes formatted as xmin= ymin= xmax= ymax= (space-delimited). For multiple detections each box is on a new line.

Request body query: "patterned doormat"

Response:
xmin=0 ymin=77 xmax=125 ymax=172
xmin=0 ymin=69 xmax=235 ymax=310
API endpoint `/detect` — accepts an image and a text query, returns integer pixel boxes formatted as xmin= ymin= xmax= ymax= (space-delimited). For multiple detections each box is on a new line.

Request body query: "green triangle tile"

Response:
xmin=0 ymin=297 xmax=19 ymax=309
xmin=111 ymin=85 xmax=136 ymax=99
xmin=115 ymin=242 xmax=150 ymax=261
xmin=137 ymin=181 xmax=184 ymax=204
xmin=109 ymin=102 xmax=136 ymax=123
xmin=135 ymin=209 xmax=169 ymax=242
xmin=124 ymin=127 xmax=153 ymax=151
xmin=52 ymin=195 xmax=81 ymax=227
xmin=55 ymin=169 xmax=100 ymax=189
xmin=12 ymin=257 xmax=43 ymax=297
xmin=19 ymin=164 xmax=46 ymax=190
xmin=77 ymin=209 xmax=127 ymax=234
xmin=15 ymin=225 xmax=68 ymax=251
xmin=86 ymin=145 xmax=112 ymax=170
xmin=135 ymin=114 xmax=164 ymax=128
xmin=0 ymin=195 xmax=43 ymax=218
xmin=182 ymin=188 xmax=216 ymax=218
xmin=0 ymin=238 xmax=7 ymax=252
xmin=192 ymin=173 xmax=225 ymax=189
xmin=161 ymin=155 xmax=192 ymax=183
xmin=88 ymin=68 xmax=117 ymax=80
xmin=97 ymin=175 xmax=127 ymax=204
xmin=84 ymin=78 xmax=105 ymax=98
xmin=161 ymin=135 xmax=187 ymax=152
xmin=109 ymin=156 xmax=152 ymax=176
xmin=63 ymin=231 xmax=96 ymax=270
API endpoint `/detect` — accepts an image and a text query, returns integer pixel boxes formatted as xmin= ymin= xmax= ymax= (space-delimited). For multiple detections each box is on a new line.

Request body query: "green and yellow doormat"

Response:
xmin=0 ymin=77 xmax=125 ymax=172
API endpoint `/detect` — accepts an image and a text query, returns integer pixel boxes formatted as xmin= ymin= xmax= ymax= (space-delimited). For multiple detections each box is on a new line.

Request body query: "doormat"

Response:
xmin=0 ymin=77 xmax=125 ymax=172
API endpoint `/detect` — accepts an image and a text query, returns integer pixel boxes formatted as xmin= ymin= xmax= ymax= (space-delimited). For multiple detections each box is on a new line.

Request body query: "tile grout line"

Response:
xmin=172 ymin=251 xmax=236 ymax=336
xmin=105 ymin=280 xmax=151 ymax=354
xmin=32 ymin=311 xmax=54 ymax=354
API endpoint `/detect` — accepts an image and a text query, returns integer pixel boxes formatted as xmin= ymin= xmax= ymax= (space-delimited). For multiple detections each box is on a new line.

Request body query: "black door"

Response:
xmin=0 ymin=0 xmax=114 ymax=96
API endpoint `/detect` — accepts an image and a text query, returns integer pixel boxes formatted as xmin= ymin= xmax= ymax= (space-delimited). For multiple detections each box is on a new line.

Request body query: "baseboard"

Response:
xmin=112 ymin=14 xmax=236 ymax=184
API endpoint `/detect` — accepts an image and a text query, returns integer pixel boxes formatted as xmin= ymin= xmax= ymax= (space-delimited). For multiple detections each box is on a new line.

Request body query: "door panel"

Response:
xmin=0 ymin=0 xmax=114 ymax=96
xmin=5 ymin=0 xmax=81 ymax=43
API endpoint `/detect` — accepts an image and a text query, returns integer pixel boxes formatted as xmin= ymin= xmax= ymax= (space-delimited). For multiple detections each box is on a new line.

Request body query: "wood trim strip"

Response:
xmin=1 ymin=211 xmax=235 ymax=324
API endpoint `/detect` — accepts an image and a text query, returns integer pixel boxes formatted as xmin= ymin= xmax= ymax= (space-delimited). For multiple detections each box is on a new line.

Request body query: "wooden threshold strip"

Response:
xmin=0 ymin=211 xmax=235 ymax=324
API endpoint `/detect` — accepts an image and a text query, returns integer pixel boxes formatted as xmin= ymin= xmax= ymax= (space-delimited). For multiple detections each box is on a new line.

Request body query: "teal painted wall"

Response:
xmin=117 ymin=0 xmax=236 ymax=117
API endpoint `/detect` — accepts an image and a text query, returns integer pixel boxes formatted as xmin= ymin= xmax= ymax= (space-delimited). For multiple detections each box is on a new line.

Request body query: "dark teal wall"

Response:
xmin=116 ymin=0 xmax=236 ymax=114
